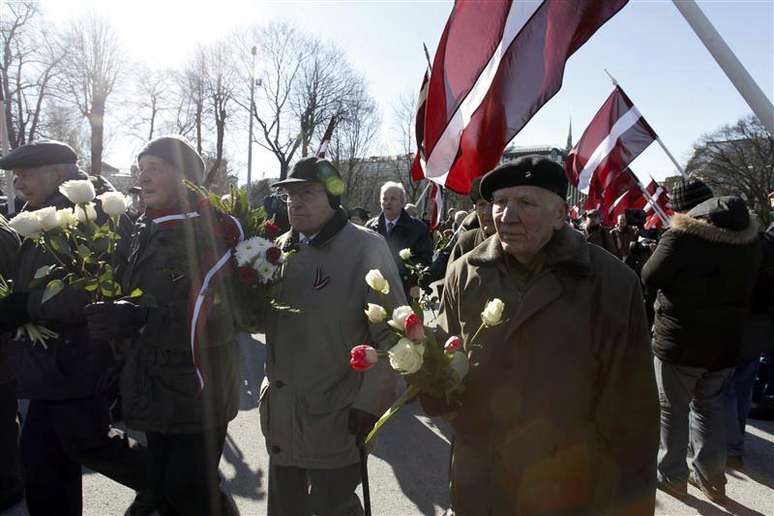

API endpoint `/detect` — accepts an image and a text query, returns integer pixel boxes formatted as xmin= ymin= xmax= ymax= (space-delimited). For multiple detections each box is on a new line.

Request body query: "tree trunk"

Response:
xmin=89 ymin=97 xmax=106 ymax=176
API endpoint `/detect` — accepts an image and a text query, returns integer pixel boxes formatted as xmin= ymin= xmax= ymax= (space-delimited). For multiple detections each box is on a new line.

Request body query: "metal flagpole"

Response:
xmin=246 ymin=45 xmax=257 ymax=201
xmin=673 ymin=0 xmax=774 ymax=135
xmin=603 ymin=69 xmax=687 ymax=177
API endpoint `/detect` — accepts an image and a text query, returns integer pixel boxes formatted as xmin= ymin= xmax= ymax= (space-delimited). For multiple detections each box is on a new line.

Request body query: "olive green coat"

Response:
xmin=439 ymin=226 xmax=659 ymax=516
xmin=261 ymin=212 xmax=405 ymax=469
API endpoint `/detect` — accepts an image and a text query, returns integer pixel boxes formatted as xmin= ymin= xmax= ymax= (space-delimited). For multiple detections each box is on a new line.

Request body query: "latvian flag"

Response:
xmin=420 ymin=0 xmax=629 ymax=194
xmin=411 ymin=70 xmax=430 ymax=181
xmin=566 ymin=86 xmax=657 ymax=198
xmin=316 ymin=116 xmax=337 ymax=158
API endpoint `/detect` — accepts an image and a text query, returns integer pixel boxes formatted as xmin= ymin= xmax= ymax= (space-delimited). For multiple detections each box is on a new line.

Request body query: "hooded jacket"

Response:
xmin=642 ymin=196 xmax=762 ymax=370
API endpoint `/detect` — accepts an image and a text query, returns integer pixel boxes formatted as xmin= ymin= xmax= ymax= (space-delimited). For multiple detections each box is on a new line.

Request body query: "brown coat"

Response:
xmin=439 ymin=225 xmax=658 ymax=516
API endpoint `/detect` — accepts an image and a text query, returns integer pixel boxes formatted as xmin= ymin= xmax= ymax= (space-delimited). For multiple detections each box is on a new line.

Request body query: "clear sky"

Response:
xmin=39 ymin=0 xmax=774 ymax=186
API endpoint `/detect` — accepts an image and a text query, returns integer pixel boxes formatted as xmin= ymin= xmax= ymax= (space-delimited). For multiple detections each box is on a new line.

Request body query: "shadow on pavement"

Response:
xmin=222 ymin=431 xmax=265 ymax=502
xmin=373 ymin=401 xmax=451 ymax=515
xmin=736 ymin=419 xmax=774 ymax=490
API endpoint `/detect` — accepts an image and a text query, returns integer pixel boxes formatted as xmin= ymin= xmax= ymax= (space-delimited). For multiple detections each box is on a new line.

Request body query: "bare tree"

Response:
xmin=54 ymin=13 xmax=124 ymax=175
xmin=687 ymin=114 xmax=774 ymax=226
xmin=1 ymin=1 xmax=63 ymax=146
xmin=390 ymin=88 xmax=422 ymax=200
xmin=200 ymin=41 xmax=238 ymax=186
xmin=127 ymin=64 xmax=170 ymax=142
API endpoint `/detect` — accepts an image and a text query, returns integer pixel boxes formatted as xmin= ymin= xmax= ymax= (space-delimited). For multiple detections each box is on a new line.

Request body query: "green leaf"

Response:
xmin=128 ymin=288 xmax=143 ymax=299
xmin=33 ymin=265 xmax=54 ymax=280
xmin=41 ymin=279 xmax=64 ymax=304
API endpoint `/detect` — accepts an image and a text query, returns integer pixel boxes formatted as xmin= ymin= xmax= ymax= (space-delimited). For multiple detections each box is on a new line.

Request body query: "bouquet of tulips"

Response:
xmin=350 ymin=268 xmax=505 ymax=444
xmin=8 ymin=180 xmax=137 ymax=346
xmin=188 ymin=184 xmax=288 ymax=332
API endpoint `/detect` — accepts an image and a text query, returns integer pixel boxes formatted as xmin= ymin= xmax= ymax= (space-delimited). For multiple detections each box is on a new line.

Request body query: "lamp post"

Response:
xmin=246 ymin=45 xmax=257 ymax=197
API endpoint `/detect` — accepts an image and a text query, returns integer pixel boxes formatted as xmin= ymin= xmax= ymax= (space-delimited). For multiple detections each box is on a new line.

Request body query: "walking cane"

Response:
xmin=358 ymin=442 xmax=372 ymax=516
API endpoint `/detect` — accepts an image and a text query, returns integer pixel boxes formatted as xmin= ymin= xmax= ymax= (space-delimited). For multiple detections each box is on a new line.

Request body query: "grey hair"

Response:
xmin=380 ymin=181 xmax=406 ymax=203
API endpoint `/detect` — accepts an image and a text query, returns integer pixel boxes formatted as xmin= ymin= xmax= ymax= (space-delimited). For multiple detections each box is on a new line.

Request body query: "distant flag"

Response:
xmin=421 ymin=0 xmax=629 ymax=194
xmin=585 ymin=167 xmax=640 ymax=225
xmin=411 ymin=70 xmax=431 ymax=181
xmin=429 ymin=182 xmax=444 ymax=231
xmin=316 ymin=116 xmax=337 ymax=158
xmin=609 ymin=177 xmax=672 ymax=228
xmin=566 ymin=86 xmax=657 ymax=199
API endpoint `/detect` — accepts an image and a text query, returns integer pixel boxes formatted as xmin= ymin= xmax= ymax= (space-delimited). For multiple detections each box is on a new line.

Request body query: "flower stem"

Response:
xmin=364 ymin=384 xmax=420 ymax=446
xmin=468 ymin=322 xmax=487 ymax=349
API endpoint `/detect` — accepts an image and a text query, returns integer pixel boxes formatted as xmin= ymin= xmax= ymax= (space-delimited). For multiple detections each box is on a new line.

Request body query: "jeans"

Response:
xmin=724 ymin=357 xmax=761 ymax=457
xmin=268 ymin=462 xmax=363 ymax=516
xmin=654 ymin=356 xmax=732 ymax=489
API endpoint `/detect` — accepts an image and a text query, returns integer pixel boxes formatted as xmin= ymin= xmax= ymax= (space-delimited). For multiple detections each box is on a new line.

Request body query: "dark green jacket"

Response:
xmin=119 ymin=208 xmax=240 ymax=434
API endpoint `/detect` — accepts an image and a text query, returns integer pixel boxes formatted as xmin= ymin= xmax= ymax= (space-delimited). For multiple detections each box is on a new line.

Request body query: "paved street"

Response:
xmin=67 ymin=334 xmax=774 ymax=515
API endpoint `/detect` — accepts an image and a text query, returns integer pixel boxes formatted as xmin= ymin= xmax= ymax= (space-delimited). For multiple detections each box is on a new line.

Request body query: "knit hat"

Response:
xmin=670 ymin=177 xmax=713 ymax=212
xmin=480 ymin=155 xmax=568 ymax=202
xmin=138 ymin=135 xmax=205 ymax=185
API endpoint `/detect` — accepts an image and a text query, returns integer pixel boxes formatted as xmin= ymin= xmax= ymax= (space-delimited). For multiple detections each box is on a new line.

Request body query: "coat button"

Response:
xmin=275 ymin=380 xmax=285 ymax=388
xmin=271 ymin=445 xmax=281 ymax=454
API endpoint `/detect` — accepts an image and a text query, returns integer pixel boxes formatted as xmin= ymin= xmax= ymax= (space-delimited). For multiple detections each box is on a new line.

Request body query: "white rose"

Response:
xmin=449 ymin=351 xmax=470 ymax=384
xmin=365 ymin=269 xmax=390 ymax=295
xmin=56 ymin=208 xmax=78 ymax=229
xmin=97 ymin=191 xmax=129 ymax=217
xmin=399 ymin=248 xmax=412 ymax=260
xmin=388 ymin=338 xmax=424 ymax=374
xmin=9 ymin=211 xmax=43 ymax=238
xmin=59 ymin=179 xmax=95 ymax=205
xmin=74 ymin=202 xmax=98 ymax=223
xmin=234 ymin=236 xmax=272 ymax=266
xmin=364 ymin=303 xmax=387 ymax=323
xmin=387 ymin=305 xmax=414 ymax=331
xmin=34 ymin=207 xmax=60 ymax=232
xmin=481 ymin=298 xmax=505 ymax=327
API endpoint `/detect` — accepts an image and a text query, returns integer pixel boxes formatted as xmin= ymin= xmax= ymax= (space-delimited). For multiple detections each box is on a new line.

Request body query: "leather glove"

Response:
xmin=348 ymin=408 xmax=379 ymax=446
xmin=84 ymin=301 xmax=149 ymax=340
xmin=0 ymin=292 xmax=30 ymax=333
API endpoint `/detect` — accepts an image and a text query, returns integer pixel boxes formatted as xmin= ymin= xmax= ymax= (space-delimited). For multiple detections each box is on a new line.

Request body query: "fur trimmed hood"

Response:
xmin=670 ymin=212 xmax=758 ymax=245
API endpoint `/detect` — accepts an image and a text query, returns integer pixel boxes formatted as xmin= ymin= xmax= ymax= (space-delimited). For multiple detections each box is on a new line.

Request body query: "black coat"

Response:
xmin=366 ymin=210 xmax=432 ymax=289
xmin=0 ymin=216 xmax=20 ymax=385
xmin=14 ymin=192 xmax=119 ymax=400
xmin=642 ymin=197 xmax=762 ymax=370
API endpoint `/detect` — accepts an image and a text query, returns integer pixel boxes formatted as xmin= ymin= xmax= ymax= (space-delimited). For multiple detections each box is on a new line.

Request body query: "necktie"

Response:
xmin=387 ymin=222 xmax=394 ymax=234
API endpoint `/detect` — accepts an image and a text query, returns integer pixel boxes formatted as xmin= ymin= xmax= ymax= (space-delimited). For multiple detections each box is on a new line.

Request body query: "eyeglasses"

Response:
xmin=277 ymin=187 xmax=326 ymax=204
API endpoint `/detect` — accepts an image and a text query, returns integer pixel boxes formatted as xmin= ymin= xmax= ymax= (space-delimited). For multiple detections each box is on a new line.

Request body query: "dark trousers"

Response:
xmin=21 ymin=397 xmax=148 ymax=516
xmin=146 ymin=425 xmax=235 ymax=516
xmin=268 ymin=462 xmax=363 ymax=516
xmin=0 ymin=381 xmax=23 ymax=512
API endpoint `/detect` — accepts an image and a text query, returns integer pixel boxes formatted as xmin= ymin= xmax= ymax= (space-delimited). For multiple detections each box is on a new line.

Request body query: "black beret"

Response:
xmin=273 ymin=157 xmax=345 ymax=208
xmin=138 ymin=135 xmax=205 ymax=185
xmin=480 ymin=155 xmax=568 ymax=202
xmin=0 ymin=140 xmax=77 ymax=170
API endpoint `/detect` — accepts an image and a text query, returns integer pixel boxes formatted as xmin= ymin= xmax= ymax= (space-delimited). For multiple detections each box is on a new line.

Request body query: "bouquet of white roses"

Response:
xmin=350 ymin=268 xmax=505 ymax=444
xmin=9 ymin=180 xmax=140 ymax=317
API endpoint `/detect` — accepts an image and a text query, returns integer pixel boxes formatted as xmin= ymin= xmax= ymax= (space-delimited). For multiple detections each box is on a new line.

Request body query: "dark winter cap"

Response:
xmin=688 ymin=195 xmax=750 ymax=231
xmin=480 ymin=155 xmax=568 ymax=202
xmin=138 ymin=135 xmax=205 ymax=185
xmin=670 ymin=177 xmax=713 ymax=212
xmin=273 ymin=157 xmax=345 ymax=208
xmin=0 ymin=140 xmax=77 ymax=170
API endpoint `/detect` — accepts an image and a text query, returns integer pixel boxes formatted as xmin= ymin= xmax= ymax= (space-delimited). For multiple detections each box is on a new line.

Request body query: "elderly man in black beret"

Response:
xmin=0 ymin=140 xmax=150 ymax=516
xmin=422 ymin=155 xmax=659 ymax=516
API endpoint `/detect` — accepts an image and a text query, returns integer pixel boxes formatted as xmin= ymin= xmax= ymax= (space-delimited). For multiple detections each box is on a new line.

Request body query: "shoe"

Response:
xmin=688 ymin=472 xmax=727 ymax=504
xmin=657 ymin=480 xmax=688 ymax=499
xmin=125 ymin=489 xmax=156 ymax=516
xmin=726 ymin=455 xmax=744 ymax=470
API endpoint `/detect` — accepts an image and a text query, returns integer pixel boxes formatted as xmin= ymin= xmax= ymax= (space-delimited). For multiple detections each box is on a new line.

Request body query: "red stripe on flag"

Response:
xmin=423 ymin=0 xmax=629 ymax=194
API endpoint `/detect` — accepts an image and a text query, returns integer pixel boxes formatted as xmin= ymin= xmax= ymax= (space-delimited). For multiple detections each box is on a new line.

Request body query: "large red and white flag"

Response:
xmin=421 ymin=0 xmax=629 ymax=193
xmin=566 ymin=86 xmax=657 ymax=196
xmin=411 ymin=70 xmax=430 ymax=181
xmin=428 ymin=182 xmax=444 ymax=231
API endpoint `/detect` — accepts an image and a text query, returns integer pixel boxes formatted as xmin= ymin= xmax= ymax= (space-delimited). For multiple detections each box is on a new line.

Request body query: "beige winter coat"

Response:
xmin=261 ymin=211 xmax=406 ymax=469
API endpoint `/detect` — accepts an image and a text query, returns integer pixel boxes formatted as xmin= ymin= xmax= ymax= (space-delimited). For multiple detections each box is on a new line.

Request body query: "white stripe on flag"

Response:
xmin=609 ymin=188 xmax=631 ymax=216
xmin=425 ymin=0 xmax=544 ymax=185
xmin=577 ymin=106 xmax=643 ymax=194
xmin=644 ymin=187 xmax=664 ymax=213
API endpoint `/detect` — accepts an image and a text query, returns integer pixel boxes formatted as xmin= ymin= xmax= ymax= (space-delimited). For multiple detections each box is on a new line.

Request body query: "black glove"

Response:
xmin=84 ymin=301 xmax=149 ymax=340
xmin=0 ymin=292 xmax=30 ymax=333
xmin=348 ymin=408 xmax=379 ymax=446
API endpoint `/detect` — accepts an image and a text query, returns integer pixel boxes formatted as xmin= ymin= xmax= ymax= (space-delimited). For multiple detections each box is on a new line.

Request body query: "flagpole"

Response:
xmin=0 ymin=70 xmax=14 ymax=216
xmin=636 ymin=177 xmax=671 ymax=227
xmin=422 ymin=43 xmax=433 ymax=72
xmin=603 ymin=69 xmax=687 ymax=177
xmin=672 ymin=0 xmax=774 ymax=135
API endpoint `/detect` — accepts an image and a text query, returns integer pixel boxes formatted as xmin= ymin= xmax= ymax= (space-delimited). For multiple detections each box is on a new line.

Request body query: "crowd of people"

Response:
xmin=0 ymin=135 xmax=772 ymax=516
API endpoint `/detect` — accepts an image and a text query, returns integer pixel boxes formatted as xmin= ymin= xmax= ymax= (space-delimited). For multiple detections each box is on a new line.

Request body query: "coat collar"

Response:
xmin=467 ymin=224 xmax=592 ymax=277
xmin=669 ymin=212 xmax=759 ymax=245
xmin=376 ymin=209 xmax=411 ymax=231
xmin=281 ymin=207 xmax=349 ymax=251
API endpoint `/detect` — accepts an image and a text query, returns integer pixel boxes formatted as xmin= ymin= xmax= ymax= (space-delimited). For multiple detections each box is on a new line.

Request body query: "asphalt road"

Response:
xmin=8 ymin=333 xmax=773 ymax=515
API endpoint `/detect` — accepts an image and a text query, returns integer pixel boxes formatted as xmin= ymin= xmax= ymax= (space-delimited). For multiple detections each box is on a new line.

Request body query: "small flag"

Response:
xmin=316 ymin=116 xmax=337 ymax=158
